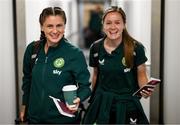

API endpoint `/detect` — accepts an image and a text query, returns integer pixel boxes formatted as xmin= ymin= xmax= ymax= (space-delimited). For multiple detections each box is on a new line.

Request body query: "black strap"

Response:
xmin=88 ymin=37 xmax=105 ymax=103
xmin=30 ymin=40 xmax=41 ymax=70
xmin=90 ymin=38 xmax=102 ymax=65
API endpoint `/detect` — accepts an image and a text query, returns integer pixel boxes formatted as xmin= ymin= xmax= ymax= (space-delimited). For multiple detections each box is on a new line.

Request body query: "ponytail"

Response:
xmin=40 ymin=31 xmax=46 ymax=41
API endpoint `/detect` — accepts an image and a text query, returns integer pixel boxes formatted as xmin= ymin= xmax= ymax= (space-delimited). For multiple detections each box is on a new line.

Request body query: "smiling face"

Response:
xmin=103 ymin=11 xmax=125 ymax=41
xmin=41 ymin=15 xmax=65 ymax=45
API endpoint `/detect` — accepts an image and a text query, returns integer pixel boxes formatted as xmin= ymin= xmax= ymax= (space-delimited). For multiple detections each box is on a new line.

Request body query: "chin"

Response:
xmin=108 ymin=35 xmax=121 ymax=39
xmin=51 ymin=38 xmax=61 ymax=43
xmin=109 ymin=37 xmax=119 ymax=40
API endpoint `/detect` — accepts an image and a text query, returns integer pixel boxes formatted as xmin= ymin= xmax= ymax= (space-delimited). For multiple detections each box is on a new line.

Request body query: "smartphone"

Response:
xmin=132 ymin=77 xmax=161 ymax=97
xmin=147 ymin=78 xmax=161 ymax=85
xmin=132 ymin=85 xmax=155 ymax=97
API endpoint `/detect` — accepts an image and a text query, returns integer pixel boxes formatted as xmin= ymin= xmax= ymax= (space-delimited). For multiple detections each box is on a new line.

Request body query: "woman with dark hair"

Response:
xmin=83 ymin=6 xmax=153 ymax=124
xmin=19 ymin=7 xmax=91 ymax=124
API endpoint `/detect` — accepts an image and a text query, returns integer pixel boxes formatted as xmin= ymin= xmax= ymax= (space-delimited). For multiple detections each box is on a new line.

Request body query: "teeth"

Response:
xmin=110 ymin=31 xmax=117 ymax=34
xmin=111 ymin=33 xmax=116 ymax=34
xmin=51 ymin=35 xmax=59 ymax=38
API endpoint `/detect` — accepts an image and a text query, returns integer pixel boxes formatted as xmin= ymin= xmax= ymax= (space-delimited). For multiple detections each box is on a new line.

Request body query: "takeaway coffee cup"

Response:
xmin=62 ymin=85 xmax=77 ymax=107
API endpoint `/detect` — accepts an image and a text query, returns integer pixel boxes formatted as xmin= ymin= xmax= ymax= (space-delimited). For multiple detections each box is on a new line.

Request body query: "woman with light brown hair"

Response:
xmin=83 ymin=6 xmax=153 ymax=124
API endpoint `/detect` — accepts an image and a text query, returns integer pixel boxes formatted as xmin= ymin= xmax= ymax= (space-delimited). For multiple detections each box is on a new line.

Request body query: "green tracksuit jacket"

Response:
xmin=22 ymin=38 xmax=91 ymax=124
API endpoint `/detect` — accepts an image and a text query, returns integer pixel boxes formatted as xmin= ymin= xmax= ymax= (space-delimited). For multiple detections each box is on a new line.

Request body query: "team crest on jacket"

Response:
xmin=122 ymin=57 xmax=127 ymax=66
xmin=53 ymin=58 xmax=65 ymax=68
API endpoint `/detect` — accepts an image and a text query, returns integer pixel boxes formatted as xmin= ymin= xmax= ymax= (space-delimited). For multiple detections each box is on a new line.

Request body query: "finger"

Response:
xmin=141 ymin=90 xmax=148 ymax=95
xmin=67 ymin=105 xmax=78 ymax=112
xmin=20 ymin=113 xmax=24 ymax=122
xmin=142 ymin=89 xmax=152 ymax=95
xmin=140 ymin=91 xmax=147 ymax=97
xmin=147 ymin=88 xmax=154 ymax=92
xmin=66 ymin=103 xmax=78 ymax=110
xmin=141 ymin=91 xmax=148 ymax=97
xmin=141 ymin=90 xmax=152 ymax=98
xmin=73 ymin=97 xmax=80 ymax=104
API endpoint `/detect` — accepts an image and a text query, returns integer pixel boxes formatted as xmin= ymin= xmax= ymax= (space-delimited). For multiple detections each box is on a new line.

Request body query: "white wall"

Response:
xmin=0 ymin=0 xmax=16 ymax=124
xmin=164 ymin=0 xmax=180 ymax=124
xmin=25 ymin=0 xmax=52 ymax=45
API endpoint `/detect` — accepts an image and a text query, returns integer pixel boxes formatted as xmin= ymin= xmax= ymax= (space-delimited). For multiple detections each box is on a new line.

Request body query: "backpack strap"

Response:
xmin=88 ymin=37 xmax=105 ymax=103
xmin=91 ymin=37 xmax=105 ymax=66
xmin=30 ymin=40 xmax=41 ymax=70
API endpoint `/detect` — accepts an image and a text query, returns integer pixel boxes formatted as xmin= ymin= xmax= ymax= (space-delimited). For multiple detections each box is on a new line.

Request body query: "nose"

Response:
xmin=110 ymin=23 xmax=116 ymax=29
xmin=52 ymin=27 xmax=58 ymax=33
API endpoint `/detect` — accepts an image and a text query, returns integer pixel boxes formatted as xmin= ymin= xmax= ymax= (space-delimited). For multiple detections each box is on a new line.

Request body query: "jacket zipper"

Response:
xmin=39 ymin=56 xmax=48 ymax=118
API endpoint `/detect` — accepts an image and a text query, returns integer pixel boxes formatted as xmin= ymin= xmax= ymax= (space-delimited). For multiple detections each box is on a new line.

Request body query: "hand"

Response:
xmin=19 ymin=105 xmax=26 ymax=122
xmin=140 ymin=87 xmax=154 ymax=98
xmin=66 ymin=97 xmax=80 ymax=113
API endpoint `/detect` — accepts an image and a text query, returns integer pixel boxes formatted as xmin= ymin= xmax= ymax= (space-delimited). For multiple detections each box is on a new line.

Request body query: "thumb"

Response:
xmin=73 ymin=97 xmax=80 ymax=103
xmin=19 ymin=111 xmax=24 ymax=122
xmin=19 ymin=105 xmax=26 ymax=122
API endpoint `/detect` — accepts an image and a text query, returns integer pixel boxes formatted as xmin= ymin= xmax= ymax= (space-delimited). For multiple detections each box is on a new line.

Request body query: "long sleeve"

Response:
xmin=71 ymin=50 xmax=91 ymax=102
xmin=22 ymin=42 xmax=33 ymax=106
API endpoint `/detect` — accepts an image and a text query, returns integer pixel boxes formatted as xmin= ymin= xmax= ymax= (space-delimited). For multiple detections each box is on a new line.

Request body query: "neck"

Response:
xmin=104 ymin=37 xmax=122 ymax=54
xmin=47 ymin=41 xmax=59 ymax=47
xmin=44 ymin=42 xmax=58 ymax=54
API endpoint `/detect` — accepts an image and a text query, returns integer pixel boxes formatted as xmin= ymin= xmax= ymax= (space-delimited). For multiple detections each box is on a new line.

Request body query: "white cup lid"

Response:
xmin=62 ymin=85 xmax=77 ymax=91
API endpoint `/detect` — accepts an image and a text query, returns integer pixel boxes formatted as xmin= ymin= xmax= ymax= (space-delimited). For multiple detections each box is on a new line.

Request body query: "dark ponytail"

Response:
xmin=40 ymin=31 xmax=46 ymax=41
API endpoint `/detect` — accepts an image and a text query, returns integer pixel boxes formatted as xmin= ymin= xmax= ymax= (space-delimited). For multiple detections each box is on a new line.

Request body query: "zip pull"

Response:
xmin=45 ymin=57 xmax=48 ymax=63
xmin=35 ymin=58 xmax=38 ymax=64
